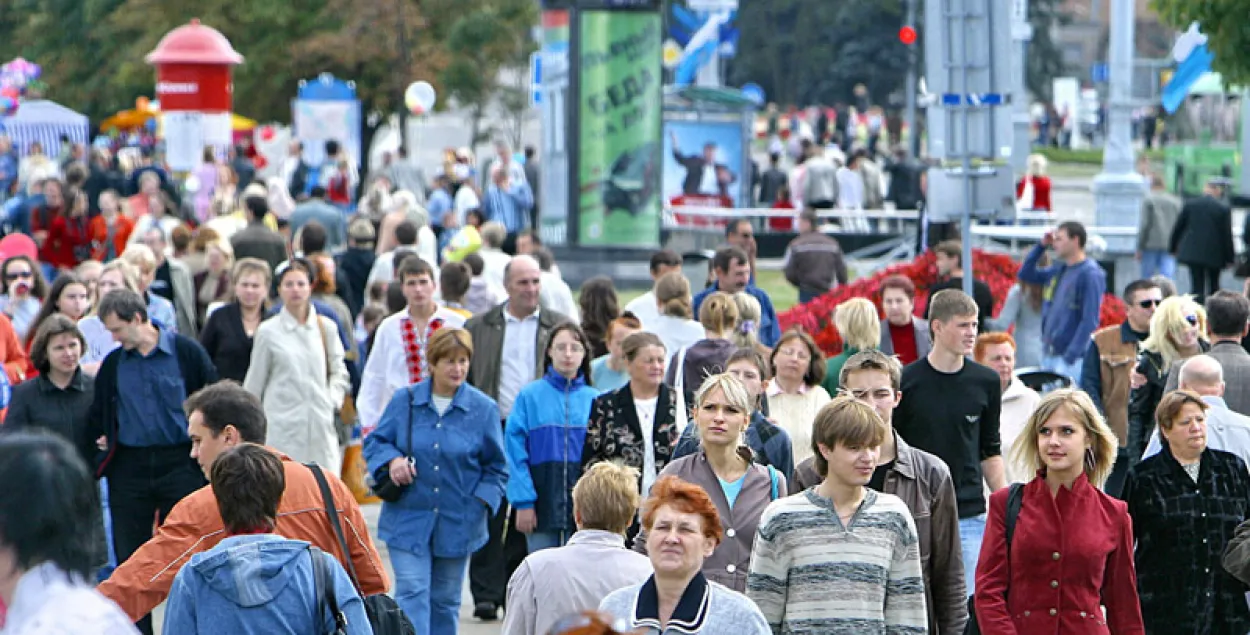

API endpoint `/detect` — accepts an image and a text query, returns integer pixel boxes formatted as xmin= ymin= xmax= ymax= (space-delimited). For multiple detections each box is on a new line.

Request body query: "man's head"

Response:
xmin=933 ymin=240 xmax=962 ymax=277
xmin=210 ymin=444 xmax=285 ymax=535
xmin=98 ymin=288 xmax=151 ymax=350
xmin=399 ymin=257 xmax=437 ymax=309
xmin=325 ymin=140 xmax=340 ymax=158
xmin=394 ymin=220 xmax=418 ymax=248
xmin=648 ymin=249 xmax=682 ymax=282
xmin=1179 ymin=354 xmax=1225 ymax=398
xmin=288 ymin=141 xmax=302 ymax=157
xmin=572 ymin=461 xmax=641 ymax=534
xmin=928 ymin=289 xmax=979 ymax=357
xmin=480 ymin=222 xmax=507 ymax=250
xmin=532 ymin=247 xmax=556 ymax=273
xmin=702 ymin=142 xmax=717 ymax=163
xmin=838 ymin=350 xmax=902 ymax=428
xmin=516 ymin=230 xmax=540 ymax=256
xmin=811 ymin=396 xmax=887 ymax=482
xmin=798 ymin=210 xmax=818 ymax=234
xmin=1205 ymin=290 xmax=1250 ymax=341
xmin=348 ymin=217 xmax=376 ymax=248
xmin=725 ymin=220 xmax=754 ymax=255
xmin=141 ymin=227 xmax=168 ymax=262
xmin=1124 ymin=279 xmax=1163 ymax=333
xmin=243 ymin=196 xmax=267 ymax=223
xmin=879 ymin=275 xmax=916 ymax=326
xmin=1205 ymin=177 xmax=1231 ymax=199
xmin=1052 ymin=221 xmax=1088 ymax=261
xmin=494 ymin=139 xmax=511 ymax=162
xmin=439 ymin=262 xmax=471 ymax=303
xmin=975 ymin=332 xmax=1017 ymax=392
xmin=462 ymin=252 xmax=485 ymax=277
xmin=185 ymin=381 xmax=268 ymax=479
xmin=504 ymin=255 xmax=542 ymax=315
xmin=713 ymin=246 xmax=751 ymax=293
xmin=299 ymin=221 xmax=328 ymax=255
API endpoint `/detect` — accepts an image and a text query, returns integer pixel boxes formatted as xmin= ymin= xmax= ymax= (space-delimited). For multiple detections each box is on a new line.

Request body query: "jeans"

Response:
xmin=389 ymin=546 xmax=469 ymax=635
xmin=96 ymin=479 xmax=118 ymax=583
xmin=1139 ymin=250 xmax=1176 ymax=280
xmin=798 ymin=290 xmax=822 ymax=306
xmin=960 ymin=514 xmax=987 ymax=595
xmin=525 ymin=530 xmax=568 ymax=554
xmin=1042 ymin=353 xmax=1084 ymax=386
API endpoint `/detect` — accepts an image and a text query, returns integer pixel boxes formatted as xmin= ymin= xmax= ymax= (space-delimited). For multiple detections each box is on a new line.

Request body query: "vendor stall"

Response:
xmin=0 ymin=99 xmax=89 ymax=155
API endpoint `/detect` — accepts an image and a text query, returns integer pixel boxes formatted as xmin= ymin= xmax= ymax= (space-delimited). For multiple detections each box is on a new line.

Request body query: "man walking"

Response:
xmin=1164 ymin=290 xmax=1250 ymax=415
xmin=623 ymin=249 xmax=682 ymax=329
xmin=783 ymin=210 xmax=847 ymax=304
xmin=692 ymin=246 xmax=780 ymax=347
xmin=1018 ymin=220 xmax=1106 ymax=383
xmin=229 ymin=196 xmax=287 ymax=274
xmin=1137 ymin=173 xmax=1182 ymax=280
xmin=290 ymin=186 xmax=348 ymax=251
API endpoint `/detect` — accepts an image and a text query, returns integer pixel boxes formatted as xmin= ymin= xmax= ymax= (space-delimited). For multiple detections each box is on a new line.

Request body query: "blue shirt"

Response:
xmin=692 ymin=283 xmax=782 ymax=348
xmin=482 ymin=181 xmax=534 ymax=234
xmin=719 ymin=472 xmax=748 ymax=508
xmin=147 ymin=292 xmax=178 ymax=333
xmin=427 ymin=189 xmax=453 ymax=228
xmin=590 ymin=355 xmax=630 ymax=393
xmin=289 ymin=199 xmax=348 ymax=251
xmin=116 ymin=328 xmax=190 ymax=447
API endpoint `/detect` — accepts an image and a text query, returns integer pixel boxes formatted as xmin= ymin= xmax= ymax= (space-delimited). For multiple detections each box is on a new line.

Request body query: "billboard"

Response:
xmin=576 ymin=10 xmax=663 ymax=247
xmin=662 ymin=119 xmax=743 ymax=209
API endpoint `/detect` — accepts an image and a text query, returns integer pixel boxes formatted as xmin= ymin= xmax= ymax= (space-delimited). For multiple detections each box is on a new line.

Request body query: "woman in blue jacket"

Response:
xmin=363 ymin=327 xmax=508 ymax=635
xmin=506 ymin=322 xmax=599 ymax=553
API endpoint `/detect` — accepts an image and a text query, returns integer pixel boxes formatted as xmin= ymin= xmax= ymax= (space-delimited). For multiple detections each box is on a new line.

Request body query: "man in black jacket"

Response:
xmin=1171 ymin=177 xmax=1235 ymax=303
xmin=230 ymin=196 xmax=287 ymax=274
xmin=783 ymin=210 xmax=847 ymax=304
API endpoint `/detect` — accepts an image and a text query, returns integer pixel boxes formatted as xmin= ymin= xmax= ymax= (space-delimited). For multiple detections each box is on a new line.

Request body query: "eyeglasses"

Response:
xmin=1184 ymin=314 xmax=1199 ymax=327
xmin=4 ymin=270 xmax=32 ymax=281
xmin=554 ymin=343 xmax=586 ymax=355
xmin=1137 ymin=299 xmax=1161 ymax=309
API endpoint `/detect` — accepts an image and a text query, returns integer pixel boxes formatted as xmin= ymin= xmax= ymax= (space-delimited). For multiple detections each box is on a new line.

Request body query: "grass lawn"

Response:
xmin=606 ymin=268 xmax=800 ymax=314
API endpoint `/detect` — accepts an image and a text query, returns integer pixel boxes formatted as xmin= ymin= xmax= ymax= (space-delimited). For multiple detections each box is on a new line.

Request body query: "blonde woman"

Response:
xmin=667 ymin=292 xmax=739 ymax=410
xmin=732 ymin=292 xmax=769 ymax=357
xmin=1128 ymin=295 xmax=1208 ymax=462
xmin=79 ymin=259 xmax=142 ymax=374
xmin=974 ymin=389 xmax=1142 ymax=633
xmin=1016 ymin=153 xmax=1052 ymax=211
xmin=650 ymin=271 xmax=706 ymax=358
xmin=821 ymin=298 xmax=881 ymax=394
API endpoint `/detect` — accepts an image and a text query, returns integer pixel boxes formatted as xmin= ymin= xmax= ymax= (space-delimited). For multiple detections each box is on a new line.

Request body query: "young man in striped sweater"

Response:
xmin=747 ymin=397 xmax=928 ymax=634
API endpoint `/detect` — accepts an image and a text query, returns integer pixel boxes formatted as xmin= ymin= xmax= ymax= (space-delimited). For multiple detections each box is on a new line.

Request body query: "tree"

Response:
xmin=1026 ymin=0 xmax=1067 ymax=103
xmin=1151 ymin=0 xmax=1250 ymax=84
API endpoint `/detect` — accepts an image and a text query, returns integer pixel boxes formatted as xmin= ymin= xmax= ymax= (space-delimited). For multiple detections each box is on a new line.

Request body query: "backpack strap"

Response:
xmin=305 ymin=463 xmax=362 ymax=591
xmin=766 ymin=464 xmax=780 ymax=501
xmin=1004 ymin=482 xmax=1025 ymax=548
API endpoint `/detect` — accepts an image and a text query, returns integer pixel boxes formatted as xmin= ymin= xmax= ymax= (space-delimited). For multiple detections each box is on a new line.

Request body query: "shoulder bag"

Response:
xmin=964 ymin=483 xmax=1024 ymax=635
xmin=368 ymin=387 xmax=414 ymax=503
xmin=308 ymin=545 xmax=348 ymax=635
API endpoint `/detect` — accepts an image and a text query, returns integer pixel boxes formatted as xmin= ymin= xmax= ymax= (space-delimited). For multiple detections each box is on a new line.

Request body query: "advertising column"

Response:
xmin=539 ymin=8 xmax=572 ymax=245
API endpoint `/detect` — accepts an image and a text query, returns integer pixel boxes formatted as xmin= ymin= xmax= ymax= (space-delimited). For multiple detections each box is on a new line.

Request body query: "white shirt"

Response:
xmin=432 ymin=394 xmax=453 ymax=415
xmin=624 ymin=290 xmax=661 ymax=329
xmin=366 ymin=239 xmax=440 ymax=294
xmin=836 ymin=166 xmax=865 ymax=210
xmin=539 ymin=271 xmax=579 ymax=322
xmin=454 ymin=185 xmax=480 ymax=225
xmin=2 ymin=562 xmax=139 ymax=635
xmin=480 ymin=248 xmax=512 ymax=293
xmin=635 ymin=396 xmax=659 ymax=496
xmin=698 ymin=161 xmax=719 ymax=195
xmin=499 ymin=306 xmax=541 ymax=417
xmin=648 ymin=315 xmax=706 ymax=368
xmin=357 ymin=306 xmax=467 ymax=432
xmin=1143 ymin=395 xmax=1250 ymax=469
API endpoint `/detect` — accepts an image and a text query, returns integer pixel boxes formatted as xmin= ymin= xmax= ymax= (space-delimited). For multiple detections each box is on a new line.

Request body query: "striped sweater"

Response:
xmin=746 ymin=488 xmax=928 ymax=635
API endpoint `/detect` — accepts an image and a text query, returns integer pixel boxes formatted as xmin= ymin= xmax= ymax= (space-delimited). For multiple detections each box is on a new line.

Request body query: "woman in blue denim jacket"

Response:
xmin=363 ymin=327 xmax=508 ymax=635
xmin=506 ymin=322 xmax=600 ymax=553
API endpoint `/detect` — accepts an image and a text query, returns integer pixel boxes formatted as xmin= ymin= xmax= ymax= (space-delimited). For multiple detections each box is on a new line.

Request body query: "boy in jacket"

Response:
xmin=1018 ymin=221 xmax=1105 ymax=384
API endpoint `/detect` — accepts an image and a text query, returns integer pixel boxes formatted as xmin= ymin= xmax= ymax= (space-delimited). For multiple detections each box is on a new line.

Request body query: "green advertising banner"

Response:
xmin=577 ymin=11 xmax=662 ymax=247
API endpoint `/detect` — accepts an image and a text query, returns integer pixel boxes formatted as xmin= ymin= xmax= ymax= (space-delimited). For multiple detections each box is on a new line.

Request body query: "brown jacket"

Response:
xmin=98 ymin=449 xmax=389 ymax=621
xmin=634 ymin=448 xmax=784 ymax=592
xmin=782 ymin=230 xmax=848 ymax=297
xmin=465 ymin=303 xmax=568 ymax=403
xmin=1092 ymin=324 xmax=1138 ymax=446
xmin=791 ymin=433 xmax=967 ymax=634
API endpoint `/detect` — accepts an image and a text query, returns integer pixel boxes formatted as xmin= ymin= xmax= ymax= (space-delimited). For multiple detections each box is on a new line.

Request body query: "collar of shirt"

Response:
xmin=125 ymin=326 xmax=176 ymax=359
xmin=632 ymin=571 xmax=710 ymax=632
xmin=503 ymin=303 xmax=540 ymax=324
xmin=278 ymin=304 xmax=320 ymax=331
xmin=766 ymin=379 xmax=810 ymax=397
xmin=38 ymin=368 xmax=87 ymax=393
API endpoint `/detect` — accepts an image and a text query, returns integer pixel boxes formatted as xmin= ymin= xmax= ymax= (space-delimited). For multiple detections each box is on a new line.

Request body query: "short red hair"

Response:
xmin=879 ymin=275 xmax=916 ymax=300
xmin=641 ymin=476 xmax=723 ymax=545
xmin=975 ymin=332 xmax=1016 ymax=363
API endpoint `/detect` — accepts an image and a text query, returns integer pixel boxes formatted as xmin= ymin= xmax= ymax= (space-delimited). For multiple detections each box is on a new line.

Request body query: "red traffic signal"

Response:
xmin=899 ymin=26 xmax=917 ymax=45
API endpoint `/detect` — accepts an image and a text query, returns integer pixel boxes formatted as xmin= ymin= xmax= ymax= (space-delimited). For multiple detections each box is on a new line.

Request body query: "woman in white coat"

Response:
xmin=244 ymin=257 xmax=351 ymax=472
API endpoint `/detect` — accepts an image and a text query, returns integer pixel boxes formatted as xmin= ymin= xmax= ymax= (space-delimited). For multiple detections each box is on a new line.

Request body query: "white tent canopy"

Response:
xmin=0 ymin=99 xmax=90 ymax=156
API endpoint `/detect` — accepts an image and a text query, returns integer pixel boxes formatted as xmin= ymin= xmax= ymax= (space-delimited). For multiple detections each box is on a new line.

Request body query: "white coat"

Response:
xmin=244 ymin=305 xmax=351 ymax=473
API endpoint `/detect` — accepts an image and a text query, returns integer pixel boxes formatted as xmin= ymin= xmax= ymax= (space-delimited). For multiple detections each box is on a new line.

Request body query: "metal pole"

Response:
xmin=1092 ymin=0 xmax=1144 ymax=271
xmin=1011 ymin=0 xmax=1032 ymax=174
xmin=960 ymin=4 xmax=974 ymax=300
xmin=905 ymin=0 xmax=919 ymax=157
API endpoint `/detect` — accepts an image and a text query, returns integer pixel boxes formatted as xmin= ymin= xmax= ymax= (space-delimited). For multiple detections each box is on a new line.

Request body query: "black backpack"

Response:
xmin=964 ymin=483 xmax=1024 ymax=635
xmin=307 ymin=463 xmax=417 ymax=635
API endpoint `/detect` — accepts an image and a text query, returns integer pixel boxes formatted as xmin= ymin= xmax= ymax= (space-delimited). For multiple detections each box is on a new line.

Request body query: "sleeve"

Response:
xmin=1169 ymin=206 xmax=1188 ymax=254
xmin=327 ymin=471 xmax=391 ymax=595
xmin=192 ymin=337 xmax=219 ymax=388
xmin=1224 ymin=208 xmax=1237 ymax=267
xmin=508 ymin=181 xmax=534 ymax=212
xmin=324 ymin=318 xmax=351 ymax=406
xmin=0 ymin=318 xmax=27 ymax=383
xmin=1064 ymin=270 xmax=1105 ymax=364
xmin=242 ymin=330 xmax=270 ymax=401
xmin=884 ymin=512 xmax=928 ymax=633
xmin=980 ymin=374 xmax=1003 ymax=460
xmin=1224 ymin=519 xmax=1250 ymax=585
xmin=833 ymin=248 xmax=848 ymax=286
xmin=972 ymin=490 xmax=1018 ymax=633
xmin=504 ymin=391 xmax=537 ymax=509
xmin=1137 ymin=199 xmax=1153 ymax=252
xmin=4 ymin=386 xmax=29 ymax=428
xmin=1103 ymin=505 xmax=1146 ymax=633
xmin=363 ymin=389 xmax=408 ymax=476
xmin=930 ymin=470 xmax=969 ymax=634
xmin=1080 ymin=342 xmax=1105 ymax=414
xmin=1163 ymin=359 xmax=1180 ymax=394
xmin=1017 ymin=243 xmax=1055 ymax=285
xmin=769 ymin=428 xmax=795 ymax=484
xmin=745 ymin=508 xmax=790 ymax=632
xmin=356 ymin=328 xmax=388 ymax=432
xmin=782 ymin=247 xmax=799 ymax=287
xmin=160 ymin=570 xmax=197 ymax=634
xmin=671 ymin=424 xmax=699 ymax=462
xmin=759 ymin=294 xmax=782 ymax=348
xmin=987 ymin=285 xmax=1021 ymax=332
xmin=501 ymin=562 xmax=538 ymax=635
xmin=473 ymin=399 xmax=508 ymax=514
xmin=198 ymin=311 xmax=221 ymax=362
xmin=327 ymin=552 xmax=372 ymax=635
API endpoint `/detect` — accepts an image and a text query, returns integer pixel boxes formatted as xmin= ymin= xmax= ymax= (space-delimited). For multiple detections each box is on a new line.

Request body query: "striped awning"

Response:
xmin=0 ymin=99 xmax=90 ymax=156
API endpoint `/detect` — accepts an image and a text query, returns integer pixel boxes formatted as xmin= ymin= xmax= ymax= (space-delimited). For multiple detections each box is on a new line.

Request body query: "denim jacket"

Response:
xmin=363 ymin=379 xmax=508 ymax=558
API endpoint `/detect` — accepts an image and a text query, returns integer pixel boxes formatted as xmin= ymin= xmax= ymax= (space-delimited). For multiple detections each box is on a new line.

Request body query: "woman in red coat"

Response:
xmin=1015 ymin=154 xmax=1053 ymax=212
xmin=975 ymin=388 xmax=1144 ymax=634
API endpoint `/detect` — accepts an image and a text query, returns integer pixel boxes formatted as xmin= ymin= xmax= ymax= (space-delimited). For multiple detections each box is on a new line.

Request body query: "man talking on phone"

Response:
xmin=1018 ymin=221 xmax=1106 ymax=384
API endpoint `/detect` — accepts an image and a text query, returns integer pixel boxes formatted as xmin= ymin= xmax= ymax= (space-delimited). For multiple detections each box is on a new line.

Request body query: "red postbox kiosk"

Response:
xmin=145 ymin=19 xmax=243 ymax=171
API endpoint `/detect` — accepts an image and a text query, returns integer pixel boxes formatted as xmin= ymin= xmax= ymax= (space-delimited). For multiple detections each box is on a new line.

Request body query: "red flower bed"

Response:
xmin=778 ymin=249 xmax=1126 ymax=357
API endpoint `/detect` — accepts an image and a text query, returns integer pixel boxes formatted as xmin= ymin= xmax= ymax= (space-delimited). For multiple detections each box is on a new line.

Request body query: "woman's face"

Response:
xmin=726 ymin=360 xmax=764 ymax=403
xmin=99 ymin=192 xmax=118 ymax=215
xmin=627 ymin=345 xmax=667 ymax=389
xmin=645 ymin=504 xmax=715 ymax=580
xmin=607 ymin=324 xmax=639 ymax=360
xmin=56 ymin=283 xmax=90 ymax=321
xmin=206 ymin=247 xmax=227 ymax=273
xmin=1172 ymin=313 xmax=1201 ymax=349
xmin=1036 ymin=407 xmax=1089 ymax=477
xmin=234 ymin=272 xmax=268 ymax=310
xmin=549 ymin=330 xmax=586 ymax=379
xmin=136 ymin=265 xmax=155 ymax=292
xmin=97 ymin=270 xmax=127 ymax=297
xmin=216 ymin=165 xmax=233 ymax=187
xmin=695 ymin=386 xmax=748 ymax=449
xmin=4 ymin=261 xmax=34 ymax=297
xmin=43 ymin=183 xmax=62 ymax=208
xmin=46 ymin=332 xmax=82 ymax=376
xmin=1163 ymin=402 xmax=1208 ymax=457
xmin=278 ymin=270 xmax=311 ymax=308
xmin=773 ymin=338 xmax=811 ymax=384
xmin=431 ymin=352 xmax=471 ymax=391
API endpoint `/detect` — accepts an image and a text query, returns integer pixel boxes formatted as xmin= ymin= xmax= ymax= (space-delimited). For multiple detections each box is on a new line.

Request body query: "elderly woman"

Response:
xmin=822 ymin=297 xmax=880 ymax=394
xmin=1123 ymin=390 xmax=1250 ymax=634
xmin=975 ymin=332 xmax=1041 ymax=483
xmin=6 ymin=314 xmax=95 ymax=465
xmin=767 ymin=328 xmax=831 ymax=464
xmin=974 ymin=389 xmax=1143 ymax=633
xmin=599 ymin=475 xmax=771 ymax=634
xmin=1128 ymin=295 xmax=1209 ymax=461
xmin=192 ymin=240 xmax=233 ymax=328
xmin=635 ymin=374 xmax=785 ymax=593
xmin=878 ymin=275 xmax=930 ymax=366
xmin=363 ymin=327 xmax=508 ymax=635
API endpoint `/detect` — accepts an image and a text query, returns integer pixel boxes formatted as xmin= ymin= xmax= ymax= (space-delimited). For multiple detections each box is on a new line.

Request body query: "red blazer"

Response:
xmin=975 ymin=473 xmax=1144 ymax=635
xmin=31 ymin=207 xmax=88 ymax=270
xmin=1016 ymin=175 xmax=1052 ymax=211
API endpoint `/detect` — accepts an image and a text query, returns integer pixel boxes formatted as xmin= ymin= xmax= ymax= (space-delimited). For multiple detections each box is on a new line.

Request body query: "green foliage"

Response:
xmin=1035 ymin=146 xmax=1165 ymax=165
xmin=1151 ymin=0 xmax=1250 ymax=84
xmin=1027 ymin=0 xmax=1067 ymax=103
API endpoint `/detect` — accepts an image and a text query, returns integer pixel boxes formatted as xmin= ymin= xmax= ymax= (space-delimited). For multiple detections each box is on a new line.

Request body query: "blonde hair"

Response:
xmin=572 ymin=462 xmax=642 ymax=534
xmin=834 ymin=298 xmax=881 ymax=351
xmin=698 ymin=292 xmax=739 ymax=336
xmin=121 ymin=243 xmax=158 ymax=274
xmin=731 ymin=292 xmax=762 ymax=351
xmin=1027 ymin=153 xmax=1048 ymax=177
xmin=655 ymin=271 xmax=693 ymax=319
xmin=89 ymin=260 xmax=141 ymax=317
xmin=1141 ymin=295 xmax=1208 ymax=366
xmin=427 ymin=327 xmax=474 ymax=366
xmin=1009 ymin=389 xmax=1118 ymax=487
xmin=232 ymin=257 xmax=272 ymax=286
xmin=811 ymin=396 xmax=887 ymax=477
xmin=694 ymin=372 xmax=753 ymax=416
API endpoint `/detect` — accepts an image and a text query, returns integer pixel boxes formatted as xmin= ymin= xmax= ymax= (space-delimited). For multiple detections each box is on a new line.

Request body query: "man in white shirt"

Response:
xmin=357 ymin=257 xmax=465 ymax=434
xmin=1143 ymin=354 xmax=1250 ymax=468
xmin=478 ymin=222 xmax=513 ymax=292
xmin=623 ymin=249 xmax=682 ymax=330
xmin=532 ymin=247 xmax=579 ymax=322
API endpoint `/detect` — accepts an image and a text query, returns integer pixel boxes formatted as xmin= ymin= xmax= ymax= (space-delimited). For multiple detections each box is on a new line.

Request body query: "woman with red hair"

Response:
xmin=598 ymin=475 xmax=770 ymax=634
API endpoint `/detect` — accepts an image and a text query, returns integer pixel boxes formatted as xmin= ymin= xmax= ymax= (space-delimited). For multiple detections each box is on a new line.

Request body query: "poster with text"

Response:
xmin=577 ymin=11 xmax=662 ymax=247
xmin=663 ymin=119 xmax=743 ymax=208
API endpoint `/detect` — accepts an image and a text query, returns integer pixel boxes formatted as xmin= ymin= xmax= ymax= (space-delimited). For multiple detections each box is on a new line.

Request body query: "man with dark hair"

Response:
xmin=1171 ymin=176 xmax=1235 ymax=303
xmin=671 ymin=134 xmax=735 ymax=197
xmin=1019 ymin=220 xmax=1106 ymax=383
xmin=289 ymin=185 xmax=347 ymax=251
xmin=367 ymin=219 xmax=424 ymax=294
xmin=624 ymin=249 xmax=682 ymax=328
xmin=88 ymin=288 xmax=218 ymax=634
xmin=99 ymin=381 xmax=388 ymax=624
xmin=1162 ymin=290 xmax=1250 ymax=414
xmin=725 ymin=218 xmax=758 ymax=281
xmin=230 ymin=196 xmax=286 ymax=273
xmin=693 ymin=245 xmax=781 ymax=347
xmin=439 ymin=261 xmax=472 ymax=317
xmin=229 ymin=144 xmax=256 ymax=188
xmin=783 ymin=210 xmax=847 ymax=304
xmin=1082 ymin=278 xmax=1161 ymax=496
xmin=758 ymin=152 xmax=788 ymax=205
xmin=923 ymin=240 xmax=994 ymax=328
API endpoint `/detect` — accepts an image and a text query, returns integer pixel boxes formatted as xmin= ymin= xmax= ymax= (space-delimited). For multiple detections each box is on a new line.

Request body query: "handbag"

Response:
xmin=308 ymin=546 xmax=348 ymax=635
xmin=369 ymin=387 xmax=414 ymax=503
xmin=964 ymin=483 xmax=1024 ymax=635
xmin=307 ymin=463 xmax=418 ymax=635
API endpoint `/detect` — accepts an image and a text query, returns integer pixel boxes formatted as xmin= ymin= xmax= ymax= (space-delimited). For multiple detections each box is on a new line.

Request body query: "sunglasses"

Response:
xmin=1185 ymin=314 xmax=1199 ymax=327
xmin=4 ymin=270 xmax=32 ymax=281
xmin=1137 ymin=299 xmax=1161 ymax=309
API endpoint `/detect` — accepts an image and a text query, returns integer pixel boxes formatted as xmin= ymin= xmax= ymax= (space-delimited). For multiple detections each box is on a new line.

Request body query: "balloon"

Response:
xmin=0 ymin=234 xmax=37 ymax=262
xmin=0 ymin=86 xmax=17 ymax=100
xmin=254 ymin=155 xmax=268 ymax=170
xmin=404 ymin=81 xmax=436 ymax=115
xmin=259 ymin=125 xmax=276 ymax=141
xmin=136 ymin=96 xmax=150 ymax=111
xmin=0 ymin=97 xmax=16 ymax=117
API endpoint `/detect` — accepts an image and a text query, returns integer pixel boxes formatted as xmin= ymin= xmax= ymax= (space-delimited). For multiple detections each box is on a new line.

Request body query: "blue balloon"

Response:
xmin=741 ymin=83 xmax=766 ymax=106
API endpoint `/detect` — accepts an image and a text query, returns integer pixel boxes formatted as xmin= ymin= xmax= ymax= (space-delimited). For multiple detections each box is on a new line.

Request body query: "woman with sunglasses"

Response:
xmin=0 ymin=255 xmax=49 ymax=342
xmin=1128 ymin=295 xmax=1208 ymax=462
